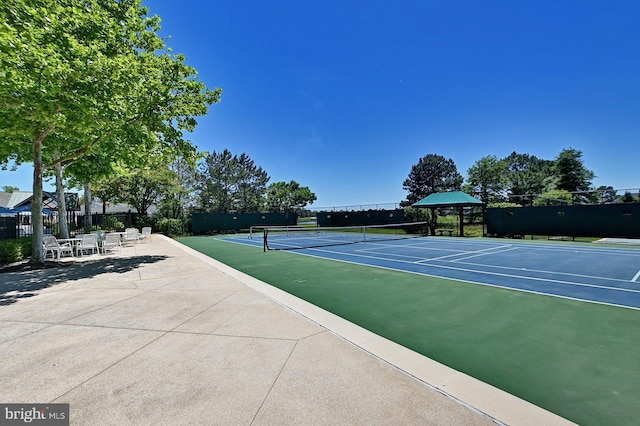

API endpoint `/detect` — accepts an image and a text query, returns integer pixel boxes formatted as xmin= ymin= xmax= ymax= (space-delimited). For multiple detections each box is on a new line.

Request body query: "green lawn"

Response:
xmin=178 ymin=235 xmax=640 ymax=425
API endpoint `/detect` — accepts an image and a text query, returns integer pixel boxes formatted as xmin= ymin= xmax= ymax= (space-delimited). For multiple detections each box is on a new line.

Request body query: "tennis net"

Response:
xmin=261 ymin=221 xmax=429 ymax=251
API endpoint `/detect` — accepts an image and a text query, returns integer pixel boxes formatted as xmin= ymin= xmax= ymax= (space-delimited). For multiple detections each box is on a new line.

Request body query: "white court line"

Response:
xmin=450 ymin=247 xmax=518 ymax=262
xmin=365 ymin=238 xmax=640 ymax=261
xmin=307 ymin=246 xmax=640 ymax=296
xmin=416 ymin=237 xmax=640 ymax=257
xmin=222 ymin=238 xmax=640 ymax=310
xmin=633 ymin=270 xmax=640 ymax=282
xmin=289 ymin=246 xmax=640 ymax=311
xmin=448 ymin=259 xmax=633 ymax=284
xmin=414 ymin=244 xmax=514 ymax=263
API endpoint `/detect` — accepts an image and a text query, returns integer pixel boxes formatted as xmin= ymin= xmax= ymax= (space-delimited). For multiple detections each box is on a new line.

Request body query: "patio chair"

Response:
xmin=77 ymin=233 xmax=99 ymax=256
xmin=123 ymin=228 xmax=139 ymax=245
xmin=43 ymin=235 xmax=73 ymax=260
xmin=138 ymin=226 xmax=152 ymax=243
xmin=101 ymin=233 xmax=121 ymax=254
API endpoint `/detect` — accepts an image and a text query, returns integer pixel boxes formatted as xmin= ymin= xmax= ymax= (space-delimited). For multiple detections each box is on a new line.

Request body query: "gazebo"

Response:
xmin=412 ymin=191 xmax=484 ymax=236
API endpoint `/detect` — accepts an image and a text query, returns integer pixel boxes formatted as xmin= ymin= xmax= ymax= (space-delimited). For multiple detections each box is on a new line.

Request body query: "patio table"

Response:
xmin=56 ymin=237 xmax=83 ymax=256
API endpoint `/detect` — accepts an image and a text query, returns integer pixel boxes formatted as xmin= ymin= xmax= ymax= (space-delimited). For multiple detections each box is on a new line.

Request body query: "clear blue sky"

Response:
xmin=2 ymin=1 xmax=639 ymax=208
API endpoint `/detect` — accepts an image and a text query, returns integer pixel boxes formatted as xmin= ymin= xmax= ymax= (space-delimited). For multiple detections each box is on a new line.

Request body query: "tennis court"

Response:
xmin=179 ymin=232 xmax=640 ymax=425
xmin=250 ymin=231 xmax=640 ymax=310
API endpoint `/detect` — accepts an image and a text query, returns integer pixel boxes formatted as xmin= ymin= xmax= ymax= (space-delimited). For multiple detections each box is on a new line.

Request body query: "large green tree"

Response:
xmin=503 ymin=152 xmax=554 ymax=205
xmin=266 ymin=180 xmax=317 ymax=213
xmin=553 ymin=148 xmax=595 ymax=200
xmin=0 ymin=0 xmax=220 ymax=263
xmin=596 ymin=186 xmax=617 ymax=204
xmin=401 ymin=154 xmax=462 ymax=234
xmin=233 ymin=153 xmax=270 ymax=213
xmin=401 ymin=154 xmax=463 ymax=205
xmin=464 ymin=155 xmax=508 ymax=204
xmin=197 ymin=150 xmax=269 ymax=213
xmin=114 ymin=166 xmax=176 ymax=215
xmin=157 ymin=156 xmax=200 ymax=220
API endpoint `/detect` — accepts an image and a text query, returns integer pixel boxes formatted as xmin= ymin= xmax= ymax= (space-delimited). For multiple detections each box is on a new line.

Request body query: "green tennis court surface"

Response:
xmin=178 ymin=235 xmax=640 ymax=425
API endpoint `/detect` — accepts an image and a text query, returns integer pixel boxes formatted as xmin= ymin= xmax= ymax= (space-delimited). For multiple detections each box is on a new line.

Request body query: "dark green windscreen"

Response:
xmin=487 ymin=203 xmax=640 ymax=238
xmin=192 ymin=212 xmax=297 ymax=233
xmin=316 ymin=209 xmax=405 ymax=227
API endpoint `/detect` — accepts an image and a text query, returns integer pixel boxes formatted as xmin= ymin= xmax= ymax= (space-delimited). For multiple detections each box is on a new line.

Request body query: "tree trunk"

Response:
xmin=31 ymin=139 xmax=44 ymax=264
xmin=84 ymin=182 xmax=92 ymax=231
xmin=55 ymin=157 xmax=70 ymax=239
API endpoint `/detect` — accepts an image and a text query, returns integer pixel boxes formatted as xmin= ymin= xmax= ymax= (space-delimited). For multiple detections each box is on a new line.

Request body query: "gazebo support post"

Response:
xmin=411 ymin=191 xmax=484 ymax=238
xmin=429 ymin=207 xmax=437 ymax=236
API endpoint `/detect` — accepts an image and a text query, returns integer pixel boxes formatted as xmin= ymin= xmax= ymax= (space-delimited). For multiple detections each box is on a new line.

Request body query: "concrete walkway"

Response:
xmin=0 ymin=235 xmax=574 ymax=425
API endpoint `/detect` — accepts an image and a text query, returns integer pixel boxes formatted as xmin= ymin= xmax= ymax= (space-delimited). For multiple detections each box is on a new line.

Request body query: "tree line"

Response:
xmin=1 ymin=0 xmax=219 ymax=263
xmin=93 ymin=149 xmax=317 ymax=217
xmin=401 ymin=148 xmax=630 ymax=207
xmin=0 ymin=1 xmax=314 ymax=265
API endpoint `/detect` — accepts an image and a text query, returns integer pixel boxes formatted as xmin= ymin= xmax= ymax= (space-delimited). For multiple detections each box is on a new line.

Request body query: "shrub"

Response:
xmin=487 ymin=202 xmax=521 ymax=208
xmin=533 ymin=190 xmax=573 ymax=206
xmin=135 ymin=215 xmax=156 ymax=229
xmin=0 ymin=238 xmax=31 ymax=264
xmin=156 ymin=218 xmax=186 ymax=236
xmin=102 ymin=216 xmax=125 ymax=231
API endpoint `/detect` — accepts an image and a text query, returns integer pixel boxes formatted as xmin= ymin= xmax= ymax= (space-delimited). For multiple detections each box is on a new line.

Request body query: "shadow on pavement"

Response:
xmin=0 ymin=255 xmax=169 ymax=306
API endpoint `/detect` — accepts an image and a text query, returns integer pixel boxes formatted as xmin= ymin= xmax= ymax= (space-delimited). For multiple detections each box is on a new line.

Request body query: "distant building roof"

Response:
xmin=0 ymin=191 xmax=60 ymax=209
xmin=0 ymin=191 xmax=155 ymax=215
xmin=0 ymin=192 xmax=11 ymax=208
xmin=81 ymin=201 xmax=156 ymax=215
xmin=0 ymin=191 xmax=43 ymax=209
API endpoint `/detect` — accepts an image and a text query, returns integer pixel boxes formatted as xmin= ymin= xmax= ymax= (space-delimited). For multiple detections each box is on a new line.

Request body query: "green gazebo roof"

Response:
xmin=412 ymin=191 xmax=484 ymax=208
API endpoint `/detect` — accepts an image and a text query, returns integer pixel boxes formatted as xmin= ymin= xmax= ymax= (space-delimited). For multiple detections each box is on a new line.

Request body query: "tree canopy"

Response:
xmin=266 ymin=180 xmax=317 ymax=213
xmin=0 ymin=0 xmax=220 ymax=262
xmin=553 ymin=148 xmax=595 ymax=194
xmin=464 ymin=155 xmax=507 ymax=204
xmin=401 ymin=154 xmax=463 ymax=206
xmin=195 ymin=150 xmax=317 ymax=214
xmin=461 ymin=149 xmax=598 ymax=206
xmin=197 ymin=150 xmax=270 ymax=213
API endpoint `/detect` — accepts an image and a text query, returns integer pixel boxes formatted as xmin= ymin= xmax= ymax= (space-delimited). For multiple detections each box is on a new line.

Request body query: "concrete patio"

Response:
xmin=0 ymin=235 xmax=573 ymax=425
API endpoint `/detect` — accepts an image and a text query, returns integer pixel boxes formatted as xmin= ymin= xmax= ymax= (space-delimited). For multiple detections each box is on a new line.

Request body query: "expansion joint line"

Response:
xmin=250 ymin=340 xmax=300 ymax=425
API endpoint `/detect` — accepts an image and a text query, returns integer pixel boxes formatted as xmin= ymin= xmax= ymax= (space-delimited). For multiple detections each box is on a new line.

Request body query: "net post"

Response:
xmin=263 ymin=229 xmax=268 ymax=252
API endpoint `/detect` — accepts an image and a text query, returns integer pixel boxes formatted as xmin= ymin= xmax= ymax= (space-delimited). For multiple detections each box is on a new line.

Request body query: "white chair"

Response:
xmin=43 ymin=235 xmax=73 ymax=260
xmin=102 ymin=233 xmax=121 ymax=254
xmin=77 ymin=233 xmax=99 ymax=256
xmin=139 ymin=227 xmax=152 ymax=243
xmin=123 ymin=228 xmax=139 ymax=245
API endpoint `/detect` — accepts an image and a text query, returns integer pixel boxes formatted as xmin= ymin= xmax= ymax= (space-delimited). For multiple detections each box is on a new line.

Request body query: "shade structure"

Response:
xmin=412 ymin=191 xmax=484 ymax=208
xmin=13 ymin=204 xmax=55 ymax=215
xmin=0 ymin=206 xmax=16 ymax=215
xmin=412 ymin=191 xmax=484 ymax=236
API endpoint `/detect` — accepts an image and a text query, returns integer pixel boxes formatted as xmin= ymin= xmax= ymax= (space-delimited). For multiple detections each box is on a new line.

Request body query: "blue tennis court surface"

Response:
xmin=227 ymin=235 xmax=640 ymax=310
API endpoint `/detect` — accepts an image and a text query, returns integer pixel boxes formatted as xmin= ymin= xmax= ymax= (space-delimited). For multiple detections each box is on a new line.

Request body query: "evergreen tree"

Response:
xmin=503 ymin=152 xmax=554 ymax=205
xmin=197 ymin=150 xmax=269 ymax=213
xmin=401 ymin=154 xmax=463 ymax=206
xmin=553 ymin=148 xmax=595 ymax=201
